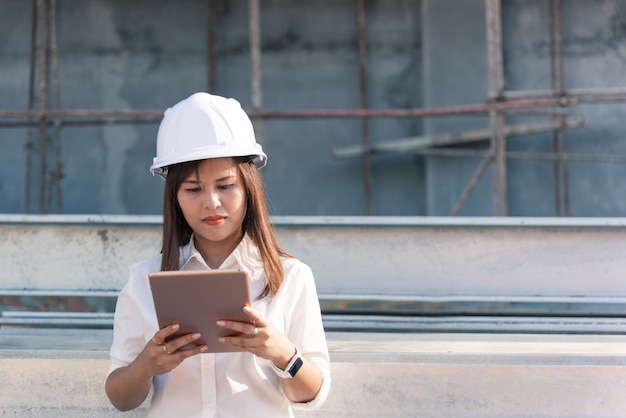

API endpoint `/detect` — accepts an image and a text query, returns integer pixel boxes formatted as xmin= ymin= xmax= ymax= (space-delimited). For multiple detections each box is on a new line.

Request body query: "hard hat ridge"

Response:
xmin=150 ymin=92 xmax=267 ymax=179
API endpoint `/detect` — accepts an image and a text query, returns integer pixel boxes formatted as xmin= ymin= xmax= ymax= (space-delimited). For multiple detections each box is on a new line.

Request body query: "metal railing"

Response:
xmin=4 ymin=289 xmax=626 ymax=334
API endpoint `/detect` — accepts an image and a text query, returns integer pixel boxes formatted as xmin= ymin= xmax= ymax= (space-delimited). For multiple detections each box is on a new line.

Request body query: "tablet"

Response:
xmin=149 ymin=269 xmax=252 ymax=353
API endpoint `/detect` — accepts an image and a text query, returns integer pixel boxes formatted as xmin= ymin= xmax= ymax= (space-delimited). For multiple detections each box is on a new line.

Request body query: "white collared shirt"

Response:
xmin=107 ymin=235 xmax=331 ymax=417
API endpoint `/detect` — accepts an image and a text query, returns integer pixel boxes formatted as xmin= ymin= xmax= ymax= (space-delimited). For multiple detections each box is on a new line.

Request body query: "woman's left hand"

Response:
xmin=219 ymin=306 xmax=324 ymax=403
xmin=217 ymin=306 xmax=296 ymax=369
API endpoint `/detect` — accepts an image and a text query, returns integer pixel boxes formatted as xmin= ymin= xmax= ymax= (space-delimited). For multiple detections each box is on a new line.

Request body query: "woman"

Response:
xmin=105 ymin=92 xmax=331 ymax=417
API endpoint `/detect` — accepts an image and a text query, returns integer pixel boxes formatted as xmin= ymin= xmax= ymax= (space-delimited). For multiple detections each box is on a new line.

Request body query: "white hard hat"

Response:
xmin=150 ymin=92 xmax=267 ymax=178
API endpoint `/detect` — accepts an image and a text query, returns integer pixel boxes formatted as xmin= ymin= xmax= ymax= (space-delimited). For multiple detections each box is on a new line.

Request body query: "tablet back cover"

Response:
xmin=149 ymin=270 xmax=252 ymax=353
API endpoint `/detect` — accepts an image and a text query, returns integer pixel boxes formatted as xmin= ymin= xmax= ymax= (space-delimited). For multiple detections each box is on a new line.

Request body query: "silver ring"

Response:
xmin=250 ymin=327 xmax=258 ymax=337
xmin=163 ymin=345 xmax=173 ymax=355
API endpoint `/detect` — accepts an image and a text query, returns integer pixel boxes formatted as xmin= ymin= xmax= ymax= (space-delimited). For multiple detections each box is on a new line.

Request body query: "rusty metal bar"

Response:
xmin=503 ymin=88 xmax=626 ymax=101
xmin=486 ymin=0 xmax=504 ymax=102
xmin=448 ymin=149 xmax=495 ymax=216
xmin=332 ymin=116 xmax=585 ymax=158
xmin=568 ymin=92 xmax=626 ymax=103
xmin=548 ymin=0 xmax=562 ymax=215
xmin=49 ymin=0 xmax=62 ymax=213
xmin=491 ymin=110 xmax=507 ymax=216
xmin=386 ymin=147 xmax=626 ymax=164
xmin=0 ymin=118 xmax=162 ymax=128
xmin=509 ymin=151 xmax=626 ymax=163
xmin=548 ymin=0 xmax=557 ymax=92
xmin=356 ymin=0 xmax=372 ymax=215
xmin=248 ymin=0 xmax=264 ymax=143
xmin=486 ymin=0 xmax=507 ymax=216
xmin=0 ymin=109 xmax=165 ymax=119
xmin=554 ymin=0 xmax=570 ymax=216
xmin=4 ymin=92 xmax=626 ymax=124
xmin=207 ymin=0 xmax=218 ymax=93
xmin=36 ymin=0 xmax=48 ymax=214
xmin=3 ymin=91 xmax=625 ymax=122
xmin=247 ymin=98 xmax=574 ymax=118
xmin=554 ymin=0 xmax=565 ymax=95
xmin=25 ymin=0 xmax=38 ymax=213
xmin=2 ymin=90 xmax=626 ymax=121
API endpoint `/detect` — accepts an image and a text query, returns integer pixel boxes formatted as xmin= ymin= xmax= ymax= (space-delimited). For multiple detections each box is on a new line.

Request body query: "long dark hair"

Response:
xmin=160 ymin=157 xmax=289 ymax=299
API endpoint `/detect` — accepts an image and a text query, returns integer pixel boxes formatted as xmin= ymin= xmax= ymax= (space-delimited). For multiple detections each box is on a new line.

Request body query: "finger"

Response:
xmin=177 ymin=343 xmax=209 ymax=358
xmin=217 ymin=319 xmax=257 ymax=336
xmin=218 ymin=334 xmax=257 ymax=348
xmin=242 ymin=306 xmax=267 ymax=327
xmin=167 ymin=332 xmax=203 ymax=352
xmin=154 ymin=323 xmax=180 ymax=344
xmin=148 ymin=340 xmax=208 ymax=375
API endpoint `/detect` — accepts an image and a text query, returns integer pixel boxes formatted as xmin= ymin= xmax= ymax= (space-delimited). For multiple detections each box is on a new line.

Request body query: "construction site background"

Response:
xmin=2 ymin=2 xmax=626 ymax=416
xmin=1 ymin=0 xmax=625 ymax=217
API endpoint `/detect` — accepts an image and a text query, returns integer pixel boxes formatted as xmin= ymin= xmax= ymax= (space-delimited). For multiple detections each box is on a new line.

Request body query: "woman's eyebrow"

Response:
xmin=215 ymin=174 xmax=236 ymax=182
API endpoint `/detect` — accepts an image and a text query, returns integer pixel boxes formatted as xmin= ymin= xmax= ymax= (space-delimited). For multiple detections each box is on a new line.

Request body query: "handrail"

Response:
xmin=3 ymin=311 xmax=626 ymax=334
xmin=2 ymin=214 xmax=626 ymax=229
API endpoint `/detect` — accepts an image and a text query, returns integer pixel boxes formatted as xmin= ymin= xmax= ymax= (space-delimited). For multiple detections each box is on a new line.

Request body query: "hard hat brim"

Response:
xmin=150 ymin=148 xmax=267 ymax=179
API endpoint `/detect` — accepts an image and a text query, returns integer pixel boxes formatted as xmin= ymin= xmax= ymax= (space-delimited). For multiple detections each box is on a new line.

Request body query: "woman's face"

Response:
xmin=176 ymin=157 xmax=247 ymax=255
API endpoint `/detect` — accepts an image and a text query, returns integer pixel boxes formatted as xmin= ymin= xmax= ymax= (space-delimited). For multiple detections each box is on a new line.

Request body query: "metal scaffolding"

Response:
xmin=2 ymin=0 xmax=626 ymax=215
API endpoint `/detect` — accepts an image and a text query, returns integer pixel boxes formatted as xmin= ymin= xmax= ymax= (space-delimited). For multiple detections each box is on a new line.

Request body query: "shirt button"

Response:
xmin=207 ymin=404 xmax=213 ymax=411
xmin=205 ymin=363 xmax=212 ymax=370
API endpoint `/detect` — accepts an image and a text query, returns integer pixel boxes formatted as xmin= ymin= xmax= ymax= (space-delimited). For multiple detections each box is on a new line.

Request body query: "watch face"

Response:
xmin=288 ymin=356 xmax=304 ymax=377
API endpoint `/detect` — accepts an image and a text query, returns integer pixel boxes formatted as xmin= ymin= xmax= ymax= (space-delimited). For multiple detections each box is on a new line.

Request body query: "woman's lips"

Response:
xmin=203 ymin=216 xmax=225 ymax=225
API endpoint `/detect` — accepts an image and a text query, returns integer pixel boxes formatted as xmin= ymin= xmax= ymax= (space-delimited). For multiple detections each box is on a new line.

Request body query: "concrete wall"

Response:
xmin=0 ymin=1 xmax=625 ymax=216
xmin=2 ymin=215 xmax=626 ymax=300
xmin=2 ymin=330 xmax=626 ymax=417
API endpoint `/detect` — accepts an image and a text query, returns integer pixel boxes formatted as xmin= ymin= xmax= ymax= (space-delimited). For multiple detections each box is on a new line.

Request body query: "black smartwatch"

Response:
xmin=272 ymin=346 xmax=304 ymax=378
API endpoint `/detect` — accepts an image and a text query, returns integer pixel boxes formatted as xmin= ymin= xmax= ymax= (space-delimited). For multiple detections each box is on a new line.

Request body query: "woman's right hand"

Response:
xmin=142 ymin=324 xmax=209 ymax=376
xmin=106 ymin=323 xmax=208 ymax=411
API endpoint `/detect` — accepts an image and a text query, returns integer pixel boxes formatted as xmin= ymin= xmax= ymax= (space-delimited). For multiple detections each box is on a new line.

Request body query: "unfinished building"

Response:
xmin=1 ymin=0 xmax=625 ymax=216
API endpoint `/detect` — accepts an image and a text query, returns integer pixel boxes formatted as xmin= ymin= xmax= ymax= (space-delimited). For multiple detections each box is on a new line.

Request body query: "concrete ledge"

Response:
xmin=2 ymin=330 xmax=626 ymax=417
xmin=3 ymin=214 xmax=626 ymax=297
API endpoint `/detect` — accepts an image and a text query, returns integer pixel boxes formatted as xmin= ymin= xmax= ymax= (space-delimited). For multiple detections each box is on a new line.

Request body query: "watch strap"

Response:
xmin=272 ymin=346 xmax=303 ymax=378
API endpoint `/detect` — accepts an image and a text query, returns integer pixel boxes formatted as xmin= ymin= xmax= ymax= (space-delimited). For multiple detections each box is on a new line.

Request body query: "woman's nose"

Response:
xmin=203 ymin=190 xmax=221 ymax=209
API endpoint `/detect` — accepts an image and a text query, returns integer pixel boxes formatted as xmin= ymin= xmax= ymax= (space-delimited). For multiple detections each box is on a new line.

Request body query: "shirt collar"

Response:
xmin=179 ymin=233 xmax=265 ymax=282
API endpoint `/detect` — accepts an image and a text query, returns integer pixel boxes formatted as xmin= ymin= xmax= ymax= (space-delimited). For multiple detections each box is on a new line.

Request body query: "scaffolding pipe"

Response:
xmin=207 ymin=0 xmax=218 ymax=94
xmin=486 ymin=0 xmax=507 ymax=216
xmin=36 ymin=0 xmax=48 ymax=214
xmin=331 ymin=116 xmax=585 ymax=158
xmin=356 ymin=0 xmax=372 ymax=215
xmin=249 ymin=0 xmax=263 ymax=143
xmin=548 ymin=0 xmax=562 ymax=215
xmin=448 ymin=149 xmax=495 ymax=217
xmin=503 ymin=87 xmax=626 ymax=101
xmin=0 ymin=118 xmax=163 ymax=128
xmin=248 ymin=98 xmax=577 ymax=118
xmin=50 ymin=0 xmax=62 ymax=213
xmin=4 ymin=92 xmax=626 ymax=124
xmin=368 ymin=147 xmax=626 ymax=164
xmin=548 ymin=0 xmax=570 ymax=216
xmin=25 ymin=0 xmax=38 ymax=213
xmin=555 ymin=0 xmax=570 ymax=216
xmin=0 ymin=109 xmax=165 ymax=119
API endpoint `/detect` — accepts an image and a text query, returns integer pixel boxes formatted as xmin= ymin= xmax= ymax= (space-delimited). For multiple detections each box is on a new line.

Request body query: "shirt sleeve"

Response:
xmin=279 ymin=261 xmax=332 ymax=410
xmin=107 ymin=267 xmax=151 ymax=377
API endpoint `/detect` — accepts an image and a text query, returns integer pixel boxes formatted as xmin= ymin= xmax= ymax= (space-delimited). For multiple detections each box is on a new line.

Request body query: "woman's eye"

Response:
xmin=185 ymin=187 xmax=202 ymax=193
xmin=218 ymin=184 xmax=234 ymax=190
